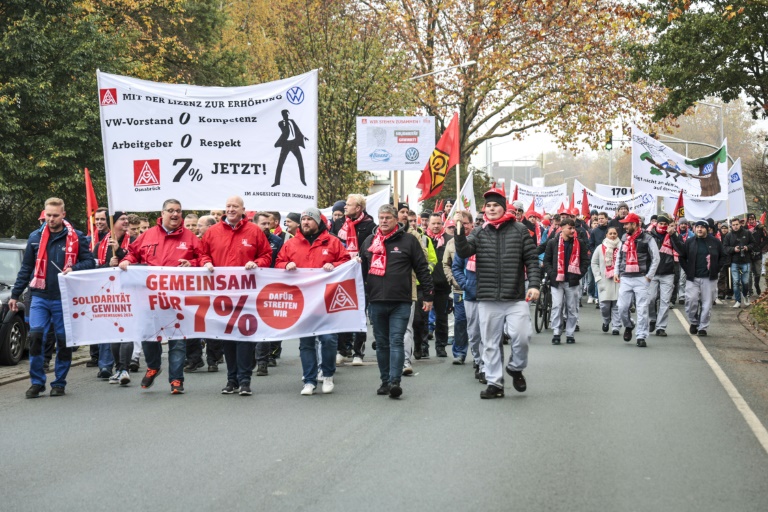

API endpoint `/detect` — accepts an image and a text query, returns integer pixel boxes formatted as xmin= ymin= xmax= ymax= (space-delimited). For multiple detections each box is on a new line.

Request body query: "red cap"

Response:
xmin=527 ymin=210 xmax=542 ymax=220
xmin=444 ymin=219 xmax=456 ymax=228
xmin=483 ymin=188 xmax=507 ymax=208
xmin=569 ymin=207 xmax=580 ymax=217
xmin=619 ymin=212 xmax=642 ymax=224
xmin=38 ymin=210 xmax=46 ymax=220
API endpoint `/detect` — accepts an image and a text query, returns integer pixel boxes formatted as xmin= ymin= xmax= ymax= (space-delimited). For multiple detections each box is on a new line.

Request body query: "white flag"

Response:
xmin=447 ymin=172 xmax=478 ymax=221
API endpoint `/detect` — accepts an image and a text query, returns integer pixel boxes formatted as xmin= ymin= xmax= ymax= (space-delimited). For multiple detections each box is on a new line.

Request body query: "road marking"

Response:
xmin=673 ymin=308 xmax=768 ymax=455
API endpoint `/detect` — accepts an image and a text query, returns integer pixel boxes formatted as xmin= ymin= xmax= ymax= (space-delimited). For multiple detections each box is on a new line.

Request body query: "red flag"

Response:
xmin=581 ymin=188 xmax=590 ymax=218
xmin=760 ymin=211 xmax=766 ymax=225
xmin=84 ymin=168 xmax=99 ymax=251
xmin=511 ymin=184 xmax=517 ymax=201
xmin=672 ymin=190 xmax=684 ymax=221
xmin=417 ymin=113 xmax=460 ymax=201
xmin=557 ymin=202 xmax=567 ymax=215
xmin=570 ymin=192 xmax=575 ymax=211
xmin=524 ymin=198 xmax=536 ymax=219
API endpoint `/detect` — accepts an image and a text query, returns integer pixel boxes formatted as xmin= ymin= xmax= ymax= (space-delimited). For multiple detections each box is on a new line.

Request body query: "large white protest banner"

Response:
xmin=447 ymin=172 xmax=478 ymax=221
xmin=59 ymin=262 xmax=366 ymax=345
xmin=98 ymin=70 xmax=318 ymax=212
xmin=356 ymin=116 xmax=435 ymax=171
xmin=509 ymin=181 xmax=567 ymax=214
xmin=631 ymin=125 xmax=729 ymax=200
xmin=595 ymin=183 xmax=633 ymax=197
xmin=573 ymin=180 xmax=657 ymax=220
xmin=662 ymin=158 xmax=747 ymax=221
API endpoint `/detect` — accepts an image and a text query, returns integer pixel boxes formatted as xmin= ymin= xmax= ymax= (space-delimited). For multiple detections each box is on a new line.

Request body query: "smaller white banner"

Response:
xmin=356 ymin=116 xmax=435 ymax=171
xmin=509 ymin=181 xmax=567 ymax=214
xmin=59 ymin=262 xmax=367 ymax=345
xmin=573 ymin=180 xmax=657 ymax=220
xmin=662 ymin=158 xmax=747 ymax=221
xmin=595 ymin=183 xmax=633 ymax=197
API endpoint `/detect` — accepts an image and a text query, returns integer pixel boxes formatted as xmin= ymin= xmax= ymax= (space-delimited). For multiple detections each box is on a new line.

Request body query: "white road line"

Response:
xmin=673 ymin=308 xmax=768 ymax=455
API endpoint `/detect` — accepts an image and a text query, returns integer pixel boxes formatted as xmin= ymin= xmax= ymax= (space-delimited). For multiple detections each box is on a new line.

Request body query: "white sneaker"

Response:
xmin=587 ymin=297 xmax=594 ymax=304
xmin=732 ymin=301 xmax=741 ymax=308
xmin=119 ymin=370 xmax=131 ymax=385
xmin=335 ymin=353 xmax=344 ymax=365
xmin=108 ymin=372 xmax=120 ymax=384
xmin=317 ymin=369 xmax=324 ymax=382
xmin=322 ymin=376 xmax=334 ymax=394
xmin=300 ymin=383 xmax=315 ymax=396
xmin=714 ymin=298 xmax=723 ymax=305
xmin=743 ymin=296 xmax=751 ymax=306
xmin=402 ymin=364 xmax=413 ymax=376
xmin=352 ymin=356 xmax=363 ymax=366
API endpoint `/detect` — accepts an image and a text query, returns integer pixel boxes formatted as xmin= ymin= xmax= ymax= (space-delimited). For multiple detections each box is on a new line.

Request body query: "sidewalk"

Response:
xmin=0 ymin=347 xmax=94 ymax=386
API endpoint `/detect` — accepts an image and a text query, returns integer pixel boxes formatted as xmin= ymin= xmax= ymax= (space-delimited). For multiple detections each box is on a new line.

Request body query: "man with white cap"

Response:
xmin=615 ymin=212 xmax=660 ymax=347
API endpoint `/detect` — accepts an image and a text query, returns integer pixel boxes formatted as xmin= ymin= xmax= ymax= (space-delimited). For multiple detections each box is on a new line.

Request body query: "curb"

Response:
xmin=0 ymin=354 xmax=92 ymax=387
xmin=739 ymin=308 xmax=768 ymax=348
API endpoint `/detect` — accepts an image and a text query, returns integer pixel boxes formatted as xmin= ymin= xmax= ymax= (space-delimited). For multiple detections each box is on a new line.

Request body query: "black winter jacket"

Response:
xmin=649 ymin=229 xmax=676 ymax=276
xmin=360 ymin=225 xmax=434 ymax=303
xmin=455 ymin=219 xmax=541 ymax=301
xmin=723 ymin=228 xmax=756 ymax=265
xmin=428 ymin=233 xmax=453 ymax=292
xmin=543 ymin=233 xmax=590 ymax=287
xmin=671 ymin=233 xmax=727 ymax=281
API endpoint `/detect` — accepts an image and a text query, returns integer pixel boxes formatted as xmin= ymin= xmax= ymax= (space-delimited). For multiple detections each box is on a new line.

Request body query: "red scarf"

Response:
xmin=338 ymin=215 xmax=364 ymax=255
xmin=602 ymin=244 xmax=620 ymax=279
xmin=367 ymin=227 xmax=398 ymax=276
xmin=466 ymin=255 xmax=476 ymax=272
xmin=31 ymin=220 xmax=79 ymax=289
xmin=623 ymin=229 xmax=641 ymax=273
xmin=97 ymin=232 xmax=131 ymax=265
xmin=556 ymin=235 xmax=581 ymax=282
xmin=748 ymin=221 xmax=757 ymax=231
xmin=428 ymin=227 xmax=446 ymax=248
xmin=272 ymin=225 xmax=283 ymax=236
xmin=656 ymin=226 xmax=678 ymax=261
xmin=482 ymin=211 xmax=516 ymax=229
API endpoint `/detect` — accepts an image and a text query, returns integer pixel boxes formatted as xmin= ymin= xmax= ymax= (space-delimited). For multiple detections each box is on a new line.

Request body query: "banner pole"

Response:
xmin=393 ymin=171 xmax=399 ymax=208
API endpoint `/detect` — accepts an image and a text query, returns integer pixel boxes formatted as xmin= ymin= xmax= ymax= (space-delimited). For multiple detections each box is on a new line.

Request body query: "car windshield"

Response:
xmin=0 ymin=248 xmax=21 ymax=286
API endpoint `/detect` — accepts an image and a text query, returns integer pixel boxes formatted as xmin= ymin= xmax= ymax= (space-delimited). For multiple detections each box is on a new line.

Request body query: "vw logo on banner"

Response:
xmin=730 ymin=172 xmax=740 ymax=183
xmin=286 ymin=87 xmax=305 ymax=105
xmin=405 ymin=148 xmax=419 ymax=161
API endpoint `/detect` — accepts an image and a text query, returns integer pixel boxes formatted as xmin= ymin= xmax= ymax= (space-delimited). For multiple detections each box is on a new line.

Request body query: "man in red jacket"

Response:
xmin=119 ymin=199 xmax=201 ymax=395
xmin=275 ymin=207 xmax=350 ymax=395
xmin=199 ymin=196 xmax=272 ymax=396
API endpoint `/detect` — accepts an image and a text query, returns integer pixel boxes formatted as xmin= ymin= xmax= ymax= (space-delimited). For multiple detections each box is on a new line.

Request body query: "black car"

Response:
xmin=0 ymin=238 xmax=30 ymax=365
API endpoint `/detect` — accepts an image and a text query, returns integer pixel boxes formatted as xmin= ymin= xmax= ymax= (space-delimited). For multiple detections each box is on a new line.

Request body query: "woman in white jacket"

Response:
xmin=591 ymin=226 xmax=622 ymax=335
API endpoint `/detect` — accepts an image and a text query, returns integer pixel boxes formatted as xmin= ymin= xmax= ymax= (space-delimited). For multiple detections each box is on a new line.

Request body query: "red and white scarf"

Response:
xmin=367 ymin=227 xmax=398 ymax=276
xmin=428 ymin=227 xmax=446 ymax=249
xmin=466 ymin=255 xmax=476 ymax=272
xmin=556 ymin=235 xmax=581 ymax=282
xmin=97 ymin=232 xmax=131 ymax=265
xmin=623 ymin=229 xmax=641 ymax=273
xmin=482 ymin=211 xmax=516 ymax=229
xmin=31 ymin=220 xmax=79 ymax=289
xmin=601 ymin=238 xmax=620 ymax=279
xmin=656 ymin=226 xmax=678 ymax=262
xmin=338 ymin=215 xmax=364 ymax=254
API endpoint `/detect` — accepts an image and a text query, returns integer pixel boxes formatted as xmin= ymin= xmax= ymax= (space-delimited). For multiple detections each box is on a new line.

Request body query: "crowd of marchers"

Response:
xmin=7 ymin=190 xmax=767 ymax=400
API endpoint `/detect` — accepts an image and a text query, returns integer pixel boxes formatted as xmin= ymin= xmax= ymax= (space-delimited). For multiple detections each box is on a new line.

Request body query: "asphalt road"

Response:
xmin=1 ymin=301 xmax=767 ymax=512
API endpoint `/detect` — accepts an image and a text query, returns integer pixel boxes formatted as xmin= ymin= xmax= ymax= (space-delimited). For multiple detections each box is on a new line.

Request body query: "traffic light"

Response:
xmin=605 ymin=130 xmax=613 ymax=150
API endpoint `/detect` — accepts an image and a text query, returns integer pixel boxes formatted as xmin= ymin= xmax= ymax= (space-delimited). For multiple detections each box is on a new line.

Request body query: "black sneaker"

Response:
xmin=207 ymin=363 xmax=218 ymax=372
xmin=612 ymin=329 xmax=620 ymax=335
xmin=474 ymin=367 xmax=481 ymax=380
xmin=221 ymin=381 xmax=239 ymax=394
xmin=697 ymin=329 xmax=707 ymax=337
xmin=689 ymin=324 xmax=698 ymax=335
xmin=480 ymin=385 xmax=504 ymax=399
xmin=185 ymin=361 xmax=203 ymax=372
xmin=170 ymin=379 xmax=184 ymax=394
xmin=506 ymin=368 xmax=527 ymax=392
xmin=268 ymin=358 xmax=277 ymax=367
xmin=421 ymin=350 xmax=430 ymax=360
xmin=566 ymin=337 xmax=575 ymax=344
xmin=436 ymin=347 xmax=448 ymax=358
xmin=575 ymin=325 xmax=580 ymax=332
xmin=636 ymin=339 xmax=647 ymax=347
xmin=97 ymin=368 xmax=112 ymax=379
xmin=256 ymin=363 xmax=268 ymax=376
xmin=478 ymin=372 xmax=487 ymax=384
xmin=85 ymin=358 xmax=99 ymax=367
xmin=602 ymin=323 xmax=609 ymax=333
xmin=650 ymin=321 xmax=656 ymax=332
xmin=50 ymin=387 xmax=65 ymax=397
xmin=26 ymin=384 xmax=45 ymax=399
xmin=389 ymin=382 xmax=403 ymax=398
xmin=376 ymin=383 xmax=390 ymax=395
xmin=129 ymin=359 xmax=140 ymax=373
xmin=141 ymin=368 xmax=162 ymax=389
xmin=656 ymin=329 xmax=667 ymax=337
xmin=43 ymin=361 xmax=51 ymax=372
xmin=623 ymin=327 xmax=633 ymax=342
xmin=239 ymin=383 xmax=252 ymax=396
xmin=551 ymin=335 xmax=561 ymax=345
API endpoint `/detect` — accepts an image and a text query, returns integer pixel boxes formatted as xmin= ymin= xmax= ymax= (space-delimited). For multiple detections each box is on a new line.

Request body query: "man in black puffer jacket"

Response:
xmin=455 ymin=188 xmax=541 ymax=400
xmin=543 ymin=218 xmax=589 ymax=345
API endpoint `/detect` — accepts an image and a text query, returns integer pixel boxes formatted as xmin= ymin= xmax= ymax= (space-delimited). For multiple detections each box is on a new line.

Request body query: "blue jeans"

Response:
xmin=28 ymin=296 xmax=70 ymax=388
xmin=142 ymin=339 xmax=186 ymax=382
xmin=223 ymin=340 xmax=255 ymax=385
xmin=98 ymin=343 xmax=114 ymax=372
xmin=731 ymin=263 xmax=751 ymax=302
xmin=369 ymin=301 xmax=411 ymax=385
xmin=299 ymin=334 xmax=337 ymax=386
xmin=452 ymin=293 xmax=468 ymax=359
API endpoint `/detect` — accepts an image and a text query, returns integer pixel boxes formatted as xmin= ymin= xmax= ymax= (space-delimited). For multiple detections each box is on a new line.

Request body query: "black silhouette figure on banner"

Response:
xmin=272 ymin=109 xmax=309 ymax=187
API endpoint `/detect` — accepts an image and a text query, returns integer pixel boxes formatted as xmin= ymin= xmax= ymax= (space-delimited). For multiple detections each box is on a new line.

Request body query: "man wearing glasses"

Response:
xmin=119 ymin=199 xmax=202 ymax=395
